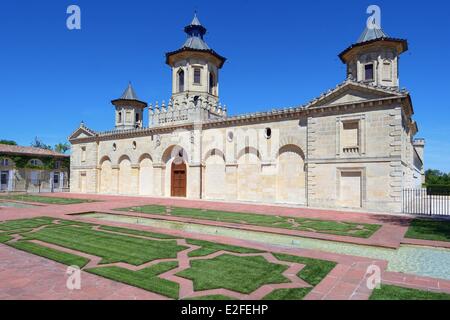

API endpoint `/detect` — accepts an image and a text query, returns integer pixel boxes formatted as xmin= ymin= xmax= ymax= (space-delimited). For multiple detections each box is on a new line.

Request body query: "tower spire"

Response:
xmin=184 ymin=13 xmax=207 ymax=41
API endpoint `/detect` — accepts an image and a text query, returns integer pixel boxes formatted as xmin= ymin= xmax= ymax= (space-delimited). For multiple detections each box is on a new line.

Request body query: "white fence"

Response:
xmin=403 ymin=188 xmax=450 ymax=216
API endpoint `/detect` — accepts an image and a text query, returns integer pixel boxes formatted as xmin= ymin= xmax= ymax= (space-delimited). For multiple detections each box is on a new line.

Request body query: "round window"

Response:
xmin=113 ymin=143 xmax=117 ymax=151
xmin=265 ymin=128 xmax=272 ymax=139
xmin=227 ymin=131 xmax=234 ymax=142
xmin=132 ymin=141 xmax=137 ymax=150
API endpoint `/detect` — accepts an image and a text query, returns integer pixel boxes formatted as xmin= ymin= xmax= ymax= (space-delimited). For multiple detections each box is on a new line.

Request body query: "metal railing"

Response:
xmin=402 ymin=188 xmax=450 ymax=216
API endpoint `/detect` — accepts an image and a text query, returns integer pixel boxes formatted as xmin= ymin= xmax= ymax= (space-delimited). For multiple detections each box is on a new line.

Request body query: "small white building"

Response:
xmin=0 ymin=144 xmax=69 ymax=193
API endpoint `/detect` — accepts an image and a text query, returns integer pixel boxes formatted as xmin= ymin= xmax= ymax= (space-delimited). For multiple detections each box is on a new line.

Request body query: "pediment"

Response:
xmin=307 ymin=80 xmax=403 ymax=109
xmin=68 ymin=126 xmax=96 ymax=141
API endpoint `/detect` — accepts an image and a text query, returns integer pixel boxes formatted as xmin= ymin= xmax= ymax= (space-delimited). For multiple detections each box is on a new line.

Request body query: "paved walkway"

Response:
xmin=1 ymin=193 xmax=449 ymax=300
xmin=0 ymin=245 xmax=167 ymax=300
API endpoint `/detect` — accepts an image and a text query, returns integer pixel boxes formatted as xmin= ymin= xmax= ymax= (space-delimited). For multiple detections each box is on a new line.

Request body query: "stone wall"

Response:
xmin=70 ymin=102 xmax=417 ymax=213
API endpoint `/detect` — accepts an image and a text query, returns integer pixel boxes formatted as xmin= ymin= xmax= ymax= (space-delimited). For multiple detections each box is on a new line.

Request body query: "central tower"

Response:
xmin=154 ymin=14 xmax=226 ymax=126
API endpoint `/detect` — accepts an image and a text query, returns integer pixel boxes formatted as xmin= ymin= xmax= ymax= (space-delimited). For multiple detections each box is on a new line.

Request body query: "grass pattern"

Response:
xmin=20 ymin=225 xmax=187 ymax=265
xmin=8 ymin=240 xmax=90 ymax=268
xmin=0 ymin=194 xmax=95 ymax=205
xmin=177 ymin=254 xmax=290 ymax=294
xmin=87 ymin=262 xmax=180 ymax=299
xmin=186 ymin=239 xmax=262 ymax=257
xmin=405 ymin=219 xmax=450 ymax=242
xmin=370 ymin=285 xmax=450 ymax=300
xmin=118 ymin=205 xmax=381 ymax=238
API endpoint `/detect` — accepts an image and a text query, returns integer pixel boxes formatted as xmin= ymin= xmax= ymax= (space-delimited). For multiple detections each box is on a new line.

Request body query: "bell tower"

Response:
xmin=339 ymin=21 xmax=408 ymax=88
xmin=165 ymin=14 xmax=226 ymax=112
xmin=111 ymin=83 xmax=147 ymax=130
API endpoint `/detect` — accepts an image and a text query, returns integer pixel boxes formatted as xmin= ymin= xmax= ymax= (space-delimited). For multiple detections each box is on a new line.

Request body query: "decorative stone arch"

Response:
xmin=203 ymin=148 xmax=226 ymax=163
xmin=161 ymin=145 xmax=189 ymax=165
xmin=276 ymin=136 xmax=305 ymax=158
xmin=118 ymin=155 xmax=134 ymax=195
xmin=236 ymin=146 xmax=262 ymax=162
xmin=138 ymin=153 xmax=154 ymax=196
xmin=203 ymin=148 xmax=226 ymax=201
xmin=99 ymin=155 xmax=111 ymax=166
xmin=138 ymin=153 xmax=153 ymax=164
xmin=276 ymin=144 xmax=305 ymax=161
xmin=99 ymin=156 xmax=113 ymax=194
xmin=236 ymin=146 xmax=263 ymax=202
xmin=161 ymin=145 xmax=189 ymax=198
xmin=117 ymin=154 xmax=131 ymax=165
xmin=276 ymin=144 xmax=306 ymax=205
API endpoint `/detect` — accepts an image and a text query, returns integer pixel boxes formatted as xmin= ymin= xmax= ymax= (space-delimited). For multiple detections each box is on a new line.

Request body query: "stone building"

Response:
xmin=69 ymin=14 xmax=425 ymax=213
xmin=0 ymin=144 xmax=69 ymax=193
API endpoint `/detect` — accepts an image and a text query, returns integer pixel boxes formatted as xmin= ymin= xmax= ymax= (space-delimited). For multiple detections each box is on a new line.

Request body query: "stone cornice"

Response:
xmin=70 ymin=91 xmax=411 ymax=144
xmin=307 ymin=156 xmax=401 ymax=164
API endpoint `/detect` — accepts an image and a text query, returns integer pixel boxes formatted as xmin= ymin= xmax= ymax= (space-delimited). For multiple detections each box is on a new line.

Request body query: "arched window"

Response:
xmin=0 ymin=158 xmax=11 ymax=167
xmin=29 ymin=159 xmax=43 ymax=167
xmin=178 ymin=69 xmax=185 ymax=92
xmin=209 ymin=72 xmax=216 ymax=95
xmin=118 ymin=111 xmax=122 ymax=123
xmin=135 ymin=113 xmax=140 ymax=122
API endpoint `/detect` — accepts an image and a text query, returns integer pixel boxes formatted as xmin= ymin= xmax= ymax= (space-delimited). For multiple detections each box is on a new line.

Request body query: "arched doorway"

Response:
xmin=171 ymin=162 xmax=187 ymax=197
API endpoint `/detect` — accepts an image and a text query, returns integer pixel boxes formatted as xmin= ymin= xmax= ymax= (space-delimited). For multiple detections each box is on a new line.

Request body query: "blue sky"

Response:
xmin=0 ymin=0 xmax=449 ymax=171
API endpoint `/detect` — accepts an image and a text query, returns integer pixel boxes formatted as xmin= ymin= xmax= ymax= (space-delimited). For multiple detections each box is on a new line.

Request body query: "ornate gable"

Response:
xmin=305 ymin=80 xmax=406 ymax=109
xmin=68 ymin=123 xmax=97 ymax=142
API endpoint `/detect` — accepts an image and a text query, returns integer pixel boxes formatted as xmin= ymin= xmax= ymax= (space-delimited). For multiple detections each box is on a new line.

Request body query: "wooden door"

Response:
xmin=171 ymin=162 xmax=186 ymax=197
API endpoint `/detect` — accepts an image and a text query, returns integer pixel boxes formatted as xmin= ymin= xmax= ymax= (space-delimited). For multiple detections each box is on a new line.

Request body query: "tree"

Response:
xmin=30 ymin=137 xmax=52 ymax=150
xmin=425 ymin=169 xmax=450 ymax=186
xmin=54 ymin=142 xmax=70 ymax=154
xmin=0 ymin=140 xmax=17 ymax=146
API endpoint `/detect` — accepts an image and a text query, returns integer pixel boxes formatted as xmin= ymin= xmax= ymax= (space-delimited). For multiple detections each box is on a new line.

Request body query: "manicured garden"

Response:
xmin=370 ymin=284 xmax=450 ymax=300
xmin=0 ymin=216 xmax=337 ymax=300
xmin=0 ymin=194 xmax=96 ymax=205
xmin=118 ymin=205 xmax=381 ymax=238
xmin=405 ymin=219 xmax=450 ymax=243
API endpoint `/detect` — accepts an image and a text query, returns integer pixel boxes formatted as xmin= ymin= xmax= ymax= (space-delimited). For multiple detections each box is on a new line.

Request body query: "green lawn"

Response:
xmin=370 ymin=285 xmax=450 ymax=300
xmin=185 ymin=295 xmax=234 ymax=301
xmin=9 ymin=240 xmax=90 ymax=268
xmin=117 ymin=205 xmax=381 ymax=238
xmin=177 ymin=254 xmax=290 ymax=294
xmin=0 ymin=194 xmax=95 ymax=205
xmin=0 ymin=217 xmax=55 ymax=232
xmin=87 ymin=262 xmax=180 ymax=299
xmin=20 ymin=225 xmax=187 ymax=265
xmin=99 ymin=225 xmax=179 ymax=240
xmin=405 ymin=219 xmax=450 ymax=242
xmin=263 ymin=288 xmax=312 ymax=300
xmin=186 ymin=239 xmax=262 ymax=257
xmin=262 ymin=253 xmax=337 ymax=300
xmin=1 ymin=217 xmax=338 ymax=300
xmin=0 ymin=234 xmax=13 ymax=243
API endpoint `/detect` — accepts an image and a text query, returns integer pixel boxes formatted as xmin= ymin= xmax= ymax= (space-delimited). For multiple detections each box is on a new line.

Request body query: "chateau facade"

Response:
xmin=69 ymin=14 xmax=425 ymax=213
